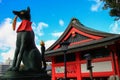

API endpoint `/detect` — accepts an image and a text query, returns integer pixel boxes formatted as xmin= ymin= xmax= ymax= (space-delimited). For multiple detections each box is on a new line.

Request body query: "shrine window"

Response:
xmin=55 ymin=53 xmax=76 ymax=63
xmin=80 ymin=47 xmax=110 ymax=60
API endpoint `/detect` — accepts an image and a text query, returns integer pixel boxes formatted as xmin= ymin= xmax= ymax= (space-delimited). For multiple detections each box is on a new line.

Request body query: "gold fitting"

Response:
xmin=40 ymin=40 xmax=45 ymax=46
xmin=20 ymin=12 xmax=24 ymax=14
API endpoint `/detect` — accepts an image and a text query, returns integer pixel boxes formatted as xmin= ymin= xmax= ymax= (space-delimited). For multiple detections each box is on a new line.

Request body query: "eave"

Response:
xmin=45 ymin=34 xmax=120 ymax=57
xmin=45 ymin=18 xmax=120 ymax=57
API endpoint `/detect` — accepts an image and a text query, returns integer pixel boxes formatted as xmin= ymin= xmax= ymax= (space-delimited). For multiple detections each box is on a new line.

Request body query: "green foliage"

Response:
xmin=101 ymin=0 xmax=120 ymax=19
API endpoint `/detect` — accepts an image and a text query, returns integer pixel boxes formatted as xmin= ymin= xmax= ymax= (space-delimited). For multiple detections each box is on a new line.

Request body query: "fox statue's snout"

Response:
xmin=12 ymin=7 xmax=31 ymax=21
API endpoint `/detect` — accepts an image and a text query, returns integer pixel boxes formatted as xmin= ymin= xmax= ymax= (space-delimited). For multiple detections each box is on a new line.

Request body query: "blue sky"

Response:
xmin=0 ymin=0 xmax=120 ymax=63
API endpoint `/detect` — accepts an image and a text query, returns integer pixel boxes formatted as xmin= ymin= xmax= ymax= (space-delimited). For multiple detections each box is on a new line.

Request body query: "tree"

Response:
xmin=101 ymin=0 xmax=120 ymax=20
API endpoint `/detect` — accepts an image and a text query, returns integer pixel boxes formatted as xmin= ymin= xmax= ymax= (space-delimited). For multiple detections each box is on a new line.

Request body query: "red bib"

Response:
xmin=17 ymin=20 xmax=32 ymax=32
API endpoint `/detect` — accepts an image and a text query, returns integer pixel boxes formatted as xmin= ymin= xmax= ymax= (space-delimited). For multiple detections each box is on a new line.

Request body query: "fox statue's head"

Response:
xmin=13 ymin=7 xmax=31 ymax=21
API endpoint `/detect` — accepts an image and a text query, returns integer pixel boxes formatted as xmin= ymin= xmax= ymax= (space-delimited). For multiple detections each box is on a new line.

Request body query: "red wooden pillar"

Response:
xmin=52 ymin=57 xmax=56 ymax=80
xmin=76 ymin=52 xmax=82 ymax=80
xmin=115 ymin=44 xmax=120 ymax=77
xmin=109 ymin=45 xmax=120 ymax=76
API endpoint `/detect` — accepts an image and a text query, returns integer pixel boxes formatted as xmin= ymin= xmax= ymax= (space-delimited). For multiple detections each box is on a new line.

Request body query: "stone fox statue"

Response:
xmin=9 ymin=7 xmax=46 ymax=71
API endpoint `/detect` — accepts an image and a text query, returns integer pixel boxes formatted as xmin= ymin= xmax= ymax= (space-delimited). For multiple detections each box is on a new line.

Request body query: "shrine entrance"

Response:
xmin=45 ymin=18 xmax=120 ymax=80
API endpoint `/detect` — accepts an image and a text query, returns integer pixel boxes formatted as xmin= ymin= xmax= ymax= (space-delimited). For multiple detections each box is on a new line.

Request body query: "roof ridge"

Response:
xmin=71 ymin=18 xmax=117 ymax=37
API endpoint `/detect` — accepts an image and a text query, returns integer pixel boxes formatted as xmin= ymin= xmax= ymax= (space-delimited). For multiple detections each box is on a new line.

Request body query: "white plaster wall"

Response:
xmin=81 ymin=61 xmax=112 ymax=73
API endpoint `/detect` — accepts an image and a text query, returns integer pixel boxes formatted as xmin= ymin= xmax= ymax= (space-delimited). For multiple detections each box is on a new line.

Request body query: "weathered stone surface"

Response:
xmin=1 ymin=71 xmax=51 ymax=80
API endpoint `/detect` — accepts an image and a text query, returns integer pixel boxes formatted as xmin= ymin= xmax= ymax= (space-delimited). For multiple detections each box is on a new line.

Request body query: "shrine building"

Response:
xmin=45 ymin=18 xmax=120 ymax=80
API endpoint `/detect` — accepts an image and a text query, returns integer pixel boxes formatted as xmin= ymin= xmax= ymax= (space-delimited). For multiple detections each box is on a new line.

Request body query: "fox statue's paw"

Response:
xmin=7 ymin=67 xmax=13 ymax=71
xmin=7 ymin=66 xmax=19 ymax=71
xmin=11 ymin=67 xmax=19 ymax=71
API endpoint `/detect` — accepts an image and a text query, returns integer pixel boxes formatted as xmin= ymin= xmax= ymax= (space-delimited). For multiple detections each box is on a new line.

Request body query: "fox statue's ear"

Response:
xmin=27 ymin=7 xmax=30 ymax=13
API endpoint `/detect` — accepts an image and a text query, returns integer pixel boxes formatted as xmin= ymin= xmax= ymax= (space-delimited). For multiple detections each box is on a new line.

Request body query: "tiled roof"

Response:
xmin=45 ymin=18 xmax=120 ymax=57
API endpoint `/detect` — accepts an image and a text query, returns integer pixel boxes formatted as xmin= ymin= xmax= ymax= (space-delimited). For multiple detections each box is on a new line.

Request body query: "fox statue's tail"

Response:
xmin=12 ymin=15 xmax=18 ymax=31
xmin=40 ymin=41 xmax=47 ymax=70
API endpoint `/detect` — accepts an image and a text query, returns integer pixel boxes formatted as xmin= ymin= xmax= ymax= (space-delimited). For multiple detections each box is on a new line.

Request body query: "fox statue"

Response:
xmin=9 ymin=7 xmax=46 ymax=72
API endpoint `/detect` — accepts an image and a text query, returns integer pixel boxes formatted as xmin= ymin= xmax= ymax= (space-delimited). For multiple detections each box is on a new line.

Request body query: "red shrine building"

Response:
xmin=45 ymin=18 xmax=120 ymax=80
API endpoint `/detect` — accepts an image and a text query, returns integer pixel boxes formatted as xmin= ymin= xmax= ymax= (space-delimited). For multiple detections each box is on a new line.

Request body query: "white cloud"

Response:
xmin=1 ymin=49 xmax=15 ymax=63
xmin=109 ymin=20 xmax=120 ymax=34
xmin=0 ymin=18 xmax=17 ymax=62
xmin=32 ymin=22 xmax=48 ymax=37
xmin=59 ymin=19 xmax=64 ymax=26
xmin=45 ymin=40 xmax=56 ymax=49
xmin=0 ymin=18 xmax=49 ymax=63
xmin=38 ymin=22 xmax=48 ymax=30
xmin=90 ymin=0 xmax=103 ymax=12
xmin=52 ymin=32 xmax=63 ymax=37
xmin=32 ymin=22 xmax=48 ymax=45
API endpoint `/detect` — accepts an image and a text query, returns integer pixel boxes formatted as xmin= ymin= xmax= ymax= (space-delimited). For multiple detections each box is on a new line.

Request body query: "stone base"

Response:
xmin=0 ymin=71 xmax=51 ymax=80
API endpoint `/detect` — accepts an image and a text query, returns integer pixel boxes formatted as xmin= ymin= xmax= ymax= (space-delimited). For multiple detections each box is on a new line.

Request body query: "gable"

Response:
xmin=46 ymin=18 xmax=115 ymax=51
xmin=52 ymin=27 xmax=103 ymax=50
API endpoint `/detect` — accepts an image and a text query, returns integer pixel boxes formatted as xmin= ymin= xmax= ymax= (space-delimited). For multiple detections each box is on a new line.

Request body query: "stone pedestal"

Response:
xmin=1 ymin=70 xmax=51 ymax=80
